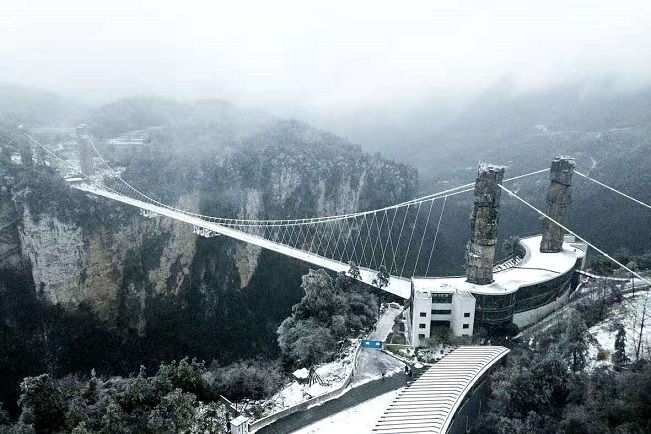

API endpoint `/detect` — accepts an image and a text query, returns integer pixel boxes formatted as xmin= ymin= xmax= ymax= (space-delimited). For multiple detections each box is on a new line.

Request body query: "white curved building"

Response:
xmin=408 ymin=235 xmax=586 ymax=346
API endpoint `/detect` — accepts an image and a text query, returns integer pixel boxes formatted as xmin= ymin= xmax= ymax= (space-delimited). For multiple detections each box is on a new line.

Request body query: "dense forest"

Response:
xmin=475 ymin=310 xmax=651 ymax=433
xmin=0 ymin=270 xmax=379 ymax=433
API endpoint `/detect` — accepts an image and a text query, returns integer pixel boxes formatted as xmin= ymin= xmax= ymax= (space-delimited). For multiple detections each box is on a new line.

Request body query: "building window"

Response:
xmin=463 ymin=324 xmax=469 ymax=329
xmin=419 ymin=323 xmax=426 ymax=329
xmin=431 ymin=309 xmax=452 ymax=315
xmin=431 ymin=293 xmax=453 ymax=304
xmin=431 ymin=320 xmax=451 ymax=327
xmin=513 ymin=269 xmax=576 ymax=314
xmin=474 ymin=293 xmax=516 ymax=324
xmin=462 ymin=334 xmax=469 ymax=336
xmin=418 ymin=334 xmax=426 ymax=338
xmin=464 ymin=312 xmax=471 ymax=318
xmin=419 ymin=312 xmax=427 ymax=317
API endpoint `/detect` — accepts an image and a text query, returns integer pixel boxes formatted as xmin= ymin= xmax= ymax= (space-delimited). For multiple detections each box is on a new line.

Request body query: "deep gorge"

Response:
xmin=0 ymin=116 xmax=417 ymax=413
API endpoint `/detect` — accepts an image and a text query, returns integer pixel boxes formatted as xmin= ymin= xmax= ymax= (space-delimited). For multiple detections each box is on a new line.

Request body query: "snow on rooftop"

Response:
xmin=412 ymin=235 xmax=585 ymax=296
xmin=455 ymin=290 xmax=475 ymax=300
xmin=293 ymin=368 xmax=309 ymax=380
xmin=231 ymin=415 xmax=249 ymax=426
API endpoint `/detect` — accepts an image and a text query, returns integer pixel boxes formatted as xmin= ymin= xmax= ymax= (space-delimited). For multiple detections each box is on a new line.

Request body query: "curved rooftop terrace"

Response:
xmin=412 ymin=235 xmax=586 ymax=296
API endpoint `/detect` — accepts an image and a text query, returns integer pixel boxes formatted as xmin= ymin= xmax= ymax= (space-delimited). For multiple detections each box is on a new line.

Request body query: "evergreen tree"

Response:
xmin=562 ymin=309 xmax=590 ymax=372
xmin=17 ymin=375 xmax=67 ymax=434
xmin=372 ymin=265 xmax=390 ymax=289
xmin=502 ymin=235 xmax=524 ymax=259
xmin=347 ymin=261 xmax=361 ymax=280
xmin=612 ymin=322 xmax=629 ymax=371
xmin=99 ymin=400 xmax=127 ymax=434
xmin=146 ymin=389 xmax=196 ymax=434
xmin=70 ymin=421 xmax=91 ymax=434
xmin=277 ymin=268 xmax=377 ymax=367
xmin=82 ymin=369 xmax=99 ymax=405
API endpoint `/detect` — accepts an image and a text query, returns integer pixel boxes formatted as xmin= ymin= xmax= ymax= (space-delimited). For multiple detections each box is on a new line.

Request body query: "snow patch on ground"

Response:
xmin=352 ymin=351 xmax=404 ymax=387
xmin=260 ymin=341 xmax=358 ymax=415
xmin=290 ymin=389 xmax=402 ymax=434
xmin=588 ymin=292 xmax=651 ymax=369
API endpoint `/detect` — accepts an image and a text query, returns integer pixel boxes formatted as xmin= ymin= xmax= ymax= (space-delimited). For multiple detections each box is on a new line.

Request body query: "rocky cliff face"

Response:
xmin=8 ymin=191 xmax=198 ymax=328
xmin=234 ymin=189 xmax=263 ymax=288
xmin=230 ymin=166 xmax=371 ymax=288
xmin=19 ymin=210 xmax=89 ymax=305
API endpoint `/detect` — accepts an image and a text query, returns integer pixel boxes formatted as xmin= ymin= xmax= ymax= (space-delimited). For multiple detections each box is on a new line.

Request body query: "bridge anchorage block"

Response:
xmin=139 ymin=209 xmax=160 ymax=218
xmin=192 ymin=226 xmax=220 ymax=238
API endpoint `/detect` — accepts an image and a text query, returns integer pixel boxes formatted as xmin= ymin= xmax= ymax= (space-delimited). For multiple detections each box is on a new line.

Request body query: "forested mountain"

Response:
xmin=0 ymin=84 xmax=415 ymax=417
xmin=411 ymin=82 xmax=651 ymax=180
xmin=333 ymin=81 xmax=651 ymax=174
xmin=324 ymin=81 xmax=651 ymax=262
xmin=0 ymin=84 xmax=87 ymax=133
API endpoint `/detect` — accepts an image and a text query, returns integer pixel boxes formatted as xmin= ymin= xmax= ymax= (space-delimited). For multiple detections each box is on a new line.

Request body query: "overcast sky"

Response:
xmin=2 ymin=0 xmax=650 ymax=112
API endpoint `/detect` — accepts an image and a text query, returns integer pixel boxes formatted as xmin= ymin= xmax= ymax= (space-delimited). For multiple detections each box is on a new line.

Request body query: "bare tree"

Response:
xmin=627 ymin=291 xmax=650 ymax=361
xmin=625 ymin=261 xmax=639 ymax=296
xmin=596 ymin=279 xmax=615 ymax=321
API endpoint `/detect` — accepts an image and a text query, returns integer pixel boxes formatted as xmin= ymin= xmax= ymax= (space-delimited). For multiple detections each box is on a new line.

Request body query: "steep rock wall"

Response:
xmin=234 ymin=189 xmax=264 ymax=288
xmin=15 ymin=192 xmax=200 ymax=325
xmin=19 ymin=210 xmax=89 ymax=305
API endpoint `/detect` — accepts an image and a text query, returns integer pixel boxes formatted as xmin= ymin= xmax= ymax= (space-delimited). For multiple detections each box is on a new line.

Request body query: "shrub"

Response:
xmin=597 ymin=349 xmax=610 ymax=361
xmin=209 ymin=360 xmax=284 ymax=401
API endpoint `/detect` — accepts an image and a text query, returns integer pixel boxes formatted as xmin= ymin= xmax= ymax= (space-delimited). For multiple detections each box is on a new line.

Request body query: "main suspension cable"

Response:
xmin=499 ymin=184 xmax=651 ymax=287
xmin=81 ymin=126 xmax=550 ymax=226
xmin=24 ymin=128 xmax=551 ymax=229
xmin=575 ymin=170 xmax=651 ymax=211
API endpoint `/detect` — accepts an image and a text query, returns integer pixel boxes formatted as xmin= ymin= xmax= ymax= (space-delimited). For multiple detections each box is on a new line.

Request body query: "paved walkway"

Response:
xmin=369 ymin=304 xmax=401 ymax=341
xmin=355 ymin=305 xmax=407 ymax=385
xmin=256 ymin=306 xmax=408 ymax=434
xmin=256 ymin=373 xmax=406 ymax=434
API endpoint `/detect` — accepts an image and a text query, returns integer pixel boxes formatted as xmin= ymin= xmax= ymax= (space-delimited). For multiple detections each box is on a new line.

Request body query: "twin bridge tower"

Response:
xmin=76 ymin=124 xmax=95 ymax=177
xmin=466 ymin=157 xmax=574 ymax=285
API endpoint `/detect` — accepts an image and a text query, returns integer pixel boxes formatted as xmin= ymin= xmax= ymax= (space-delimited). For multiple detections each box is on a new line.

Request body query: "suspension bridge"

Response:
xmin=16 ymin=126 xmax=651 ymax=303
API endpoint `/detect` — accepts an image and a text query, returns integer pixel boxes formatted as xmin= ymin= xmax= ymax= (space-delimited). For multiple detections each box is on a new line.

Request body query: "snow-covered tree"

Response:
xmin=612 ymin=322 xmax=629 ymax=370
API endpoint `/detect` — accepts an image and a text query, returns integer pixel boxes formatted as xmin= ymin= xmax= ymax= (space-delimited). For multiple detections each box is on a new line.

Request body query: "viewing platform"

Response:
xmin=412 ymin=235 xmax=586 ymax=296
